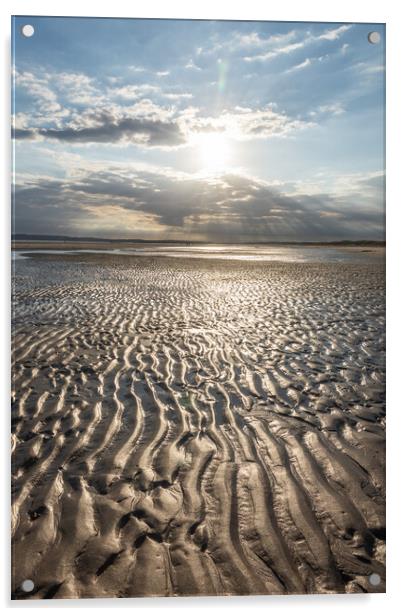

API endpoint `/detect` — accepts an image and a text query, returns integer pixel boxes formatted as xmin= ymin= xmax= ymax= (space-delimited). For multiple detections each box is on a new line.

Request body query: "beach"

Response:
xmin=11 ymin=248 xmax=385 ymax=598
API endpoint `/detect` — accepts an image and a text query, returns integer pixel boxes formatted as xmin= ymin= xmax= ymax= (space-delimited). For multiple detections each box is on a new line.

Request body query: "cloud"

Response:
xmin=12 ymin=96 xmax=187 ymax=147
xmin=14 ymin=70 xmax=68 ymax=118
xmin=215 ymin=106 xmax=315 ymax=139
xmin=244 ymin=24 xmax=352 ymax=62
xmin=308 ymin=103 xmax=346 ymax=119
xmin=37 ymin=116 xmax=186 ymax=147
xmin=105 ymin=83 xmax=192 ymax=102
xmin=316 ymin=103 xmax=345 ymax=115
xmin=13 ymin=66 xmax=194 ymax=134
xmin=13 ymin=164 xmax=384 ymax=241
xmin=15 ymin=70 xmax=60 ymax=109
xmin=196 ymin=29 xmax=298 ymax=57
xmin=352 ymin=61 xmax=385 ymax=75
xmin=13 ymin=93 xmax=315 ymax=146
xmin=11 ymin=51 xmax=355 ymax=152
xmin=285 ymin=58 xmax=312 ymax=73
xmin=163 ymin=92 xmax=193 ymax=100
xmin=12 ymin=128 xmax=37 ymax=140
xmin=318 ymin=25 xmax=352 ymax=41
xmin=110 ymin=84 xmax=160 ymax=100
xmin=55 ymin=72 xmax=104 ymax=105
xmin=244 ymin=42 xmax=305 ymax=62
xmin=185 ymin=60 xmax=202 ymax=71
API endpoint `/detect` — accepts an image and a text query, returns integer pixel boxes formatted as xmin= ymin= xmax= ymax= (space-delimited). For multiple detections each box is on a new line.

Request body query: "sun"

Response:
xmin=194 ymin=132 xmax=231 ymax=173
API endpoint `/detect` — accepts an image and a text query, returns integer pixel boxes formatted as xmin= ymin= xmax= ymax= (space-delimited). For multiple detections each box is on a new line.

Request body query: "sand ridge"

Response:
xmin=11 ymin=255 xmax=385 ymax=598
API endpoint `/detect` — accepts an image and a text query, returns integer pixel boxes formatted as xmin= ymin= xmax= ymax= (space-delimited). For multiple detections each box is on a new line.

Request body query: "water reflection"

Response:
xmin=11 ymin=244 xmax=384 ymax=263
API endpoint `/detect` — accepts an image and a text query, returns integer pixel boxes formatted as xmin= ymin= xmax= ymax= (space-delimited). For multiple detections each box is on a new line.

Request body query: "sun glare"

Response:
xmin=195 ymin=133 xmax=231 ymax=173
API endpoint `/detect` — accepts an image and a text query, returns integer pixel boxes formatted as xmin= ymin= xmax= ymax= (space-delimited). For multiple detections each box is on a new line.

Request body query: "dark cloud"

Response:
xmin=12 ymin=128 xmax=36 ymax=140
xmin=12 ymin=110 xmax=186 ymax=147
xmin=37 ymin=118 xmax=185 ymax=146
xmin=13 ymin=167 xmax=384 ymax=241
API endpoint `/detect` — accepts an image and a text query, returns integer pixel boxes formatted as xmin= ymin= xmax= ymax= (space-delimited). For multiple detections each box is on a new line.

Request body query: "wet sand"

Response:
xmin=11 ymin=253 xmax=385 ymax=598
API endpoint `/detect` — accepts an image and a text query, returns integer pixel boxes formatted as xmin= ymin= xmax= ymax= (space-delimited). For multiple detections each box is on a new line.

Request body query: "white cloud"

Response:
xmin=316 ymin=103 xmax=345 ymax=116
xmin=55 ymin=72 xmax=105 ymax=105
xmin=244 ymin=42 xmax=305 ymax=62
xmin=244 ymin=24 xmax=352 ymax=62
xmin=14 ymin=67 xmax=316 ymax=148
xmin=285 ymin=58 xmax=312 ymax=73
xmin=353 ymin=62 xmax=385 ymax=75
xmin=215 ymin=106 xmax=315 ymax=140
xmin=15 ymin=70 xmax=63 ymax=114
xmin=128 ymin=65 xmax=147 ymax=72
xmin=163 ymin=93 xmax=193 ymax=100
xmin=111 ymin=84 xmax=160 ymax=100
xmin=184 ymin=60 xmax=202 ymax=71
xmin=197 ymin=29 xmax=298 ymax=57
xmin=318 ymin=24 xmax=352 ymax=41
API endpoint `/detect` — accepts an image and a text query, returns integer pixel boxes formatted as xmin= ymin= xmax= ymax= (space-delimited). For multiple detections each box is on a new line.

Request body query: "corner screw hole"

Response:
xmin=21 ymin=24 xmax=35 ymax=38
xmin=368 ymin=31 xmax=381 ymax=44
xmin=21 ymin=579 xmax=34 ymax=592
xmin=368 ymin=572 xmax=381 ymax=586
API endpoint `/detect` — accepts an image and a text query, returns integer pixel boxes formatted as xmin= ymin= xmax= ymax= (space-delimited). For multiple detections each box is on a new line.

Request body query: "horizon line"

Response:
xmin=12 ymin=234 xmax=385 ymax=246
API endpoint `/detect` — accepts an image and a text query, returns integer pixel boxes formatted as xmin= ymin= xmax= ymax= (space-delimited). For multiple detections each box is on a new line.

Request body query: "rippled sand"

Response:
xmin=11 ymin=254 xmax=385 ymax=598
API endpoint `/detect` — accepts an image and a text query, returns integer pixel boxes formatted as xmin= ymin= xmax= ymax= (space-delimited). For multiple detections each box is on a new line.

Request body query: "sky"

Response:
xmin=12 ymin=17 xmax=385 ymax=242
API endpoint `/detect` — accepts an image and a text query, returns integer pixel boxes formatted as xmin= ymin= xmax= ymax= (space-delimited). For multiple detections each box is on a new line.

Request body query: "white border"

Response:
xmin=2 ymin=1 xmax=401 ymax=614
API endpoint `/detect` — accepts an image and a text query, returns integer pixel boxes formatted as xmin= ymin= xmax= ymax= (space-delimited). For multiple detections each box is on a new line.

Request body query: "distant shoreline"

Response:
xmin=12 ymin=235 xmax=385 ymax=247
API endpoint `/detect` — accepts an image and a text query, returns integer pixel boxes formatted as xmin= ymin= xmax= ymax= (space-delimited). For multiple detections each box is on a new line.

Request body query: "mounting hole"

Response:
xmin=368 ymin=572 xmax=381 ymax=586
xmin=368 ymin=31 xmax=381 ymax=44
xmin=21 ymin=579 xmax=34 ymax=593
xmin=21 ymin=24 xmax=35 ymax=38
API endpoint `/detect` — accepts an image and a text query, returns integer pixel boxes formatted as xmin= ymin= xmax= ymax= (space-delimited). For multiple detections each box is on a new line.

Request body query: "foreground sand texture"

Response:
xmin=11 ymin=254 xmax=385 ymax=598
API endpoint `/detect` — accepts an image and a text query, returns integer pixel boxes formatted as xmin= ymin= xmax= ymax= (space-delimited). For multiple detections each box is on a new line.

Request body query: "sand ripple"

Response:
xmin=11 ymin=256 xmax=385 ymax=598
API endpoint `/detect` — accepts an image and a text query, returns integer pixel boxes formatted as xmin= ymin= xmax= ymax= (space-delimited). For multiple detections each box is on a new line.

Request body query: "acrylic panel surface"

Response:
xmin=11 ymin=16 xmax=385 ymax=599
